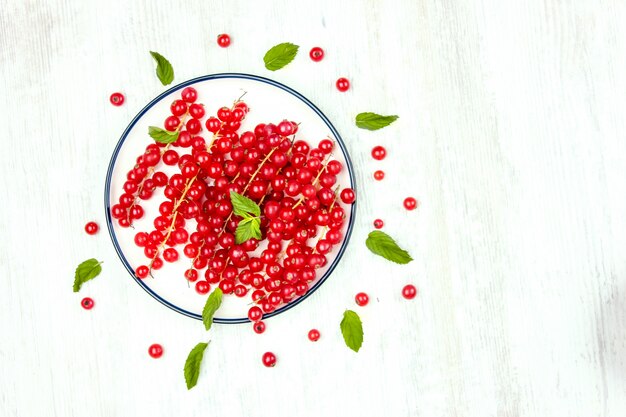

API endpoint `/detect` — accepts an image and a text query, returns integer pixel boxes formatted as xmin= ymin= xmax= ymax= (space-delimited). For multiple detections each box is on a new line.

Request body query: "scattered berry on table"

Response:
xmin=309 ymin=47 xmax=324 ymax=62
xmin=253 ymin=321 xmax=266 ymax=334
xmin=217 ymin=34 xmax=231 ymax=48
xmin=371 ymin=146 xmax=386 ymax=160
xmin=402 ymin=284 xmax=417 ymax=299
xmin=262 ymin=352 xmax=277 ymax=367
xmin=373 ymin=170 xmax=385 ymax=181
xmin=110 ymin=92 xmax=125 ymax=106
xmin=84 ymin=221 xmax=99 ymax=235
xmin=373 ymin=219 xmax=384 ymax=229
xmin=148 ymin=343 xmax=163 ymax=358
xmin=403 ymin=197 xmax=418 ymax=211
xmin=355 ymin=292 xmax=369 ymax=306
xmin=81 ymin=297 xmax=94 ymax=310
xmin=336 ymin=77 xmax=350 ymax=92
xmin=308 ymin=329 xmax=321 ymax=341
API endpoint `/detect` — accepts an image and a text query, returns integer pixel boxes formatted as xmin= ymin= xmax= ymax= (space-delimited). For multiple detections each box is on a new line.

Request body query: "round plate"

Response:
xmin=105 ymin=73 xmax=356 ymax=323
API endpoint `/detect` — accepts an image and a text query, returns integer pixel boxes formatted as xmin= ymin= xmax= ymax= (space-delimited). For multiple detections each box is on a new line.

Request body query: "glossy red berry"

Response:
xmin=181 ymin=87 xmax=198 ymax=103
xmin=81 ymin=297 xmax=94 ymax=310
xmin=248 ymin=306 xmax=263 ymax=322
xmin=135 ymin=265 xmax=149 ymax=279
xmin=403 ymin=197 xmax=418 ymax=210
xmin=217 ymin=34 xmax=231 ymax=47
xmin=262 ymin=352 xmax=277 ymax=367
xmin=373 ymin=170 xmax=385 ymax=181
xmin=340 ymin=188 xmax=356 ymax=204
xmin=355 ymin=292 xmax=369 ymax=306
xmin=110 ymin=92 xmax=125 ymax=106
xmin=253 ymin=321 xmax=266 ymax=334
xmin=84 ymin=221 xmax=99 ymax=235
xmin=308 ymin=329 xmax=320 ymax=341
xmin=371 ymin=146 xmax=386 ymax=160
xmin=402 ymin=284 xmax=418 ymax=299
xmin=163 ymin=248 xmax=179 ymax=263
xmin=373 ymin=219 xmax=384 ymax=229
xmin=170 ymin=99 xmax=187 ymax=116
xmin=309 ymin=47 xmax=324 ymax=62
xmin=148 ymin=343 xmax=163 ymax=358
xmin=336 ymin=77 xmax=350 ymax=92
xmin=195 ymin=280 xmax=210 ymax=294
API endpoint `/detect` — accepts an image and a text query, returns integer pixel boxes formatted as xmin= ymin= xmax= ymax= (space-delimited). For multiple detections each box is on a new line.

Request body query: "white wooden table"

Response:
xmin=1 ymin=1 xmax=625 ymax=416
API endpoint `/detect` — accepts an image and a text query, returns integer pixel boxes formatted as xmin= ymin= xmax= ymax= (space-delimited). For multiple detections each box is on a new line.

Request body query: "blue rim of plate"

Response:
xmin=104 ymin=73 xmax=356 ymax=323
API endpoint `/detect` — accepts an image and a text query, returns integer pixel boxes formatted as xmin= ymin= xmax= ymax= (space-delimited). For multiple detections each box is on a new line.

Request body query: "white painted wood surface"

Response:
xmin=1 ymin=0 xmax=625 ymax=416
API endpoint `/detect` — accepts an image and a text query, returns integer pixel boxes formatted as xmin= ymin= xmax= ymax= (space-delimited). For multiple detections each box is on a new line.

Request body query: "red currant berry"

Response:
xmin=195 ymin=280 xmax=210 ymax=294
xmin=81 ymin=297 xmax=94 ymax=310
xmin=217 ymin=33 xmax=231 ymax=47
xmin=340 ymin=188 xmax=356 ymax=204
xmin=309 ymin=47 xmax=324 ymax=62
xmin=355 ymin=292 xmax=369 ymax=306
xmin=189 ymin=103 xmax=205 ymax=119
xmin=163 ymin=248 xmax=179 ymax=263
xmin=373 ymin=219 xmax=384 ymax=229
xmin=148 ymin=343 xmax=163 ymax=358
xmin=318 ymin=138 xmax=334 ymax=153
xmin=185 ymin=269 xmax=199 ymax=282
xmin=135 ymin=265 xmax=149 ymax=279
xmin=402 ymin=284 xmax=418 ymax=299
xmin=181 ymin=87 xmax=198 ymax=103
xmin=205 ymin=117 xmax=221 ymax=133
xmin=84 ymin=221 xmax=99 ymax=235
xmin=374 ymin=170 xmax=385 ymax=181
xmin=404 ymin=197 xmax=418 ymax=210
xmin=308 ymin=329 xmax=320 ymax=342
xmin=152 ymin=257 xmax=163 ymax=270
xmin=371 ymin=145 xmax=386 ymax=160
xmin=248 ymin=306 xmax=263 ymax=322
xmin=253 ymin=321 xmax=266 ymax=334
xmin=170 ymin=99 xmax=187 ymax=116
xmin=262 ymin=352 xmax=277 ymax=367
xmin=110 ymin=92 xmax=125 ymax=106
xmin=164 ymin=115 xmax=180 ymax=131
xmin=336 ymin=77 xmax=350 ymax=92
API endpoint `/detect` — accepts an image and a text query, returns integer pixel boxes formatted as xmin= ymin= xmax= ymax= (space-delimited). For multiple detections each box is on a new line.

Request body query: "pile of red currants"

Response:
xmin=110 ymin=87 xmax=355 ymax=321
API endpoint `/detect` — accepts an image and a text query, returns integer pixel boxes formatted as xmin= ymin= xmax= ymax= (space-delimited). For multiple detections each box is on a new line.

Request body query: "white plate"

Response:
xmin=105 ymin=73 xmax=356 ymax=322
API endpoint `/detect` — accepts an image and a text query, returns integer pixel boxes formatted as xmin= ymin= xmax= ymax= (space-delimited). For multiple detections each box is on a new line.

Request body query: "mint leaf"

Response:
xmin=202 ymin=288 xmax=223 ymax=331
xmin=263 ymin=42 xmax=299 ymax=71
xmin=365 ymin=230 xmax=413 ymax=264
xmin=355 ymin=112 xmax=399 ymax=131
xmin=73 ymin=258 xmax=103 ymax=292
xmin=149 ymin=51 xmax=174 ymax=85
xmin=235 ymin=217 xmax=261 ymax=244
xmin=340 ymin=310 xmax=363 ymax=352
xmin=184 ymin=342 xmax=208 ymax=390
xmin=148 ymin=126 xmax=179 ymax=144
xmin=230 ymin=191 xmax=260 ymax=217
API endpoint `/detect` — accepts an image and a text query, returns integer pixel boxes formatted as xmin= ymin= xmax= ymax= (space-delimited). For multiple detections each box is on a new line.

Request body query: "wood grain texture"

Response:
xmin=1 ymin=0 xmax=625 ymax=416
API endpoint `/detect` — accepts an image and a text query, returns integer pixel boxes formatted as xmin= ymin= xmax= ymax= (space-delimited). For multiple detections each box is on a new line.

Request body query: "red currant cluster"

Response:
xmin=111 ymin=86 xmax=355 ymax=323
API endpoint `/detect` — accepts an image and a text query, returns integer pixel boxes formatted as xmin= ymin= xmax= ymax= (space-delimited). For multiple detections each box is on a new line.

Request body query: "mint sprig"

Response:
xmin=355 ymin=112 xmax=399 ymax=130
xmin=365 ymin=231 xmax=413 ymax=264
xmin=149 ymin=51 xmax=174 ymax=85
xmin=148 ymin=126 xmax=179 ymax=144
xmin=202 ymin=288 xmax=223 ymax=331
xmin=340 ymin=310 xmax=363 ymax=352
xmin=263 ymin=42 xmax=299 ymax=71
xmin=73 ymin=258 xmax=103 ymax=292
xmin=184 ymin=342 xmax=209 ymax=390
xmin=230 ymin=191 xmax=262 ymax=244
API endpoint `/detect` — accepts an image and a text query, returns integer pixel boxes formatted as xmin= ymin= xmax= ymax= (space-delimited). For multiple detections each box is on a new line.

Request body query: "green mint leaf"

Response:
xmin=235 ymin=217 xmax=261 ymax=244
xmin=263 ymin=42 xmax=299 ymax=71
xmin=184 ymin=342 xmax=209 ymax=390
xmin=340 ymin=310 xmax=363 ymax=352
xmin=355 ymin=112 xmax=399 ymax=131
xmin=230 ymin=191 xmax=261 ymax=217
xmin=148 ymin=126 xmax=179 ymax=144
xmin=73 ymin=258 xmax=103 ymax=292
xmin=149 ymin=51 xmax=174 ymax=85
xmin=365 ymin=230 xmax=413 ymax=264
xmin=202 ymin=288 xmax=223 ymax=331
